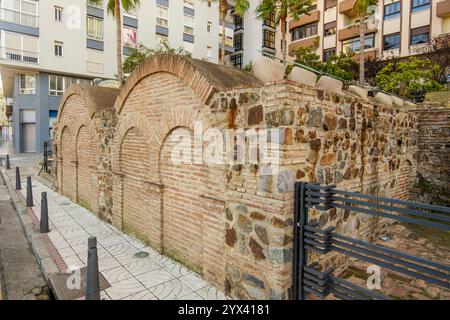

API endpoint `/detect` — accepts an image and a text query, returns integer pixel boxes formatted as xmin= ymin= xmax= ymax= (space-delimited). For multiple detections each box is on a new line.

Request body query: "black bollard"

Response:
xmin=15 ymin=167 xmax=21 ymax=190
xmin=85 ymin=237 xmax=100 ymax=300
xmin=26 ymin=176 xmax=33 ymax=207
xmin=40 ymin=192 xmax=49 ymax=233
xmin=6 ymin=154 xmax=10 ymax=169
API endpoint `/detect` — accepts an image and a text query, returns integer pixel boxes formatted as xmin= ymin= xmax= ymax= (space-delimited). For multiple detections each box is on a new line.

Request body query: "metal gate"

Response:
xmin=292 ymin=182 xmax=450 ymax=300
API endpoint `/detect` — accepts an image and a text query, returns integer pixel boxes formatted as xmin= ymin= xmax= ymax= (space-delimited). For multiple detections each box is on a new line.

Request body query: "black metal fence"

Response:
xmin=43 ymin=140 xmax=53 ymax=174
xmin=292 ymin=182 xmax=450 ymax=300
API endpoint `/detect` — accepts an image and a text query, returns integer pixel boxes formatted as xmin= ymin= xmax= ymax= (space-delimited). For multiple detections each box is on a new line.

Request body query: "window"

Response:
xmin=206 ymin=46 xmax=212 ymax=59
xmin=325 ymin=0 xmax=337 ymax=9
xmin=342 ymin=34 xmax=375 ymax=53
xmin=410 ymin=26 xmax=429 ymax=45
xmin=291 ymin=23 xmax=318 ymax=41
xmin=384 ymin=2 xmax=400 ymax=20
xmin=19 ymin=74 xmax=36 ymax=94
xmin=231 ymin=54 xmax=243 ymax=68
xmin=54 ymin=6 xmax=63 ymax=22
xmin=87 ymin=16 xmax=103 ymax=41
xmin=54 ymin=41 xmax=63 ymax=56
xmin=156 ymin=33 xmax=168 ymax=45
xmin=411 ymin=0 xmax=430 ymax=13
xmin=234 ymin=14 xmax=242 ymax=30
xmin=1 ymin=0 xmax=38 ymax=27
xmin=263 ymin=29 xmax=275 ymax=49
xmin=207 ymin=21 xmax=212 ymax=32
xmin=123 ymin=26 xmax=137 ymax=48
xmin=323 ymin=48 xmax=335 ymax=61
xmin=49 ymin=75 xmax=64 ymax=96
xmin=234 ymin=32 xmax=243 ymax=51
xmin=324 ymin=21 xmax=336 ymax=36
xmin=184 ymin=14 xmax=194 ymax=35
xmin=383 ymin=33 xmax=401 ymax=50
xmin=264 ymin=12 xmax=275 ymax=28
xmin=156 ymin=5 xmax=168 ymax=28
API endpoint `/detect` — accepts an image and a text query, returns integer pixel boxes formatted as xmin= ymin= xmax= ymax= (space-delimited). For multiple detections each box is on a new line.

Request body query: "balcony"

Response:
xmin=352 ymin=48 xmax=378 ymax=62
xmin=437 ymin=0 xmax=450 ymax=17
xmin=338 ymin=22 xmax=377 ymax=41
xmin=288 ymin=36 xmax=319 ymax=56
xmin=0 ymin=46 xmax=38 ymax=64
xmin=339 ymin=0 xmax=357 ymax=16
xmin=289 ymin=10 xmax=320 ymax=31
xmin=0 ymin=7 xmax=38 ymax=28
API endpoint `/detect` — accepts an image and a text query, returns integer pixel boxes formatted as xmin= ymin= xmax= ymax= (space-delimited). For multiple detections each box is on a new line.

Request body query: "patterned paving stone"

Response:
xmin=101 ymin=265 xmax=134 ymax=284
xmin=197 ymin=285 xmax=228 ymax=300
xmin=105 ymin=278 xmax=146 ymax=300
xmin=122 ymin=258 xmax=161 ymax=276
xmin=135 ymin=268 xmax=175 ymax=289
xmin=163 ymin=261 xmax=193 ymax=278
xmin=148 ymin=278 xmax=194 ymax=300
xmin=121 ymin=290 xmax=158 ymax=300
xmin=179 ymin=273 xmax=209 ymax=291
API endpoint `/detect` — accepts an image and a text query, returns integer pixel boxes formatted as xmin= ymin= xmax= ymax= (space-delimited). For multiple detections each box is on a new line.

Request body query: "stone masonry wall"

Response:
xmin=53 ymin=55 xmax=420 ymax=300
xmin=411 ymin=104 xmax=450 ymax=206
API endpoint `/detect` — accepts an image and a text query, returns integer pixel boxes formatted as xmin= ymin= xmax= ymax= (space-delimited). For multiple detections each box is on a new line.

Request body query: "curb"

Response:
xmin=1 ymin=169 xmax=59 ymax=282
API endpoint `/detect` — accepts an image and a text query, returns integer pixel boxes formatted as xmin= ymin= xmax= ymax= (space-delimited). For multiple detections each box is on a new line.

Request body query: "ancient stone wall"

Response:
xmin=411 ymin=102 xmax=450 ymax=206
xmin=53 ymin=55 xmax=421 ymax=300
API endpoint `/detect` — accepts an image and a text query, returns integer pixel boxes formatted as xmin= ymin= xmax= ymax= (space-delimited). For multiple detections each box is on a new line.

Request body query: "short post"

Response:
xmin=5 ymin=154 xmax=10 ymax=169
xmin=40 ymin=192 xmax=49 ymax=233
xmin=15 ymin=167 xmax=21 ymax=190
xmin=85 ymin=236 xmax=100 ymax=300
xmin=26 ymin=176 xmax=33 ymax=207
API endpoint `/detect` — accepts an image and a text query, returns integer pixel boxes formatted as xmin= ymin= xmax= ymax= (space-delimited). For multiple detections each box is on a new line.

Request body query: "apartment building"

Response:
xmin=0 ymin=0 xmax=226 ymax=153
xmin=287 ymin=0 xmax=450 ymax=62
xmin=229 ymin=0 xmax=290 ymax=68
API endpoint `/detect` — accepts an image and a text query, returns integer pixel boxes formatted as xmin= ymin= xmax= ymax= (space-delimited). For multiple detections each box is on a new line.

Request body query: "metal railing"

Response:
xmin=0 ymin=46 xmax=39 ymax=64
xmin=0 ymin=7 xmax=38 ymax=28
xmin=292 ymin=182 xmax=450 ymax=300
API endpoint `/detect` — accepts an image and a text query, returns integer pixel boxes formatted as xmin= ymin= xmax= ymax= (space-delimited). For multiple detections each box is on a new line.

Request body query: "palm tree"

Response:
xmin=211 ymin=0 xmax=249 ymax=64
xmin=91 ymin=0 xmax=140 ymax=86
xmin=256 ymin=0 xmax=312 ymax=63
xmin=353 ymin=0 xmax=378 ymax=87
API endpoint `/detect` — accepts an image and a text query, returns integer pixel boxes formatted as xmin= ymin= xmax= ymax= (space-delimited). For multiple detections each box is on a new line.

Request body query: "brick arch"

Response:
xmin=56 ymin=84 xmax=118 ymax=124
xmin=112 ymin=126 xmax=158 ymax=245
xmin=55 ymin=85 xmax=117 ymax=212
xmin=114 ymin=54 xmax=262 ymax=115
xmin=75 ymin=124 xmax=99 ymax=212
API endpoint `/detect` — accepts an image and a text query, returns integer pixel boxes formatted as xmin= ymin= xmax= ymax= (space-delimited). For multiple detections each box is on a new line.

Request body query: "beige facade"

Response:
xmin=288 ymin=0 xmax=450 ymax=61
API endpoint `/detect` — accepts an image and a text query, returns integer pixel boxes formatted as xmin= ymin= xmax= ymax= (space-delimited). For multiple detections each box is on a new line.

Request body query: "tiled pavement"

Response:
xmin=19 ymin=179 xmax=228 ymax=300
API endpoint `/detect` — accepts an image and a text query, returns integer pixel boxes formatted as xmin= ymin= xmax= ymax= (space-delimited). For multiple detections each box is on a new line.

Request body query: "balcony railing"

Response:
xmin=0 ymin=46 xmax=39 ymax=64
xmin=0 ymin=7 xmax=38 ymax=28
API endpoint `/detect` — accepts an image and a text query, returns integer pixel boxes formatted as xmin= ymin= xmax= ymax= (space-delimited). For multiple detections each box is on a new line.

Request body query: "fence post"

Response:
xmin=26 ymin=176 xmax=33 ymax=207
xmin=292 ymin=181 xmax=308 ymax=300
xmin=85 ymin=236 xmax=100 ymax=300
xmin=6 ymin=154 xmax=10 ymax=169
xmin=40 ymin=192 xmax=49 ymax=233
xmin=15 ymin=167 xmax=21 ymax=190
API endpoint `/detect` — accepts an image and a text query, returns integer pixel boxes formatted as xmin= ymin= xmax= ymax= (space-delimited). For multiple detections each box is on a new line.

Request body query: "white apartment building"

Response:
xmin=229 ymin=0 xmax=291 ymax=68
xmin=0 ymin=0 xmax=228 ymax=153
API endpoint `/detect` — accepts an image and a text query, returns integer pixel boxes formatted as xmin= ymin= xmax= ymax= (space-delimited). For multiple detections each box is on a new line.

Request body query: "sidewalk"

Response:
xmin=2 ymin=169 xmax=227 ymax=300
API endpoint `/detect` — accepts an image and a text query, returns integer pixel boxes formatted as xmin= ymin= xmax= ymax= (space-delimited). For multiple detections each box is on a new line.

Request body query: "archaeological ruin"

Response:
xmin=52 ymin=54 xmax=446 ymax=300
